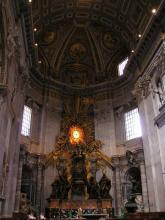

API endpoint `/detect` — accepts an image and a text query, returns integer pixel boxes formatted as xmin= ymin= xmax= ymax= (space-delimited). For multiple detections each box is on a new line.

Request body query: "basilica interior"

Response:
xmin=1 ymin=0 xmax=165 ymax=220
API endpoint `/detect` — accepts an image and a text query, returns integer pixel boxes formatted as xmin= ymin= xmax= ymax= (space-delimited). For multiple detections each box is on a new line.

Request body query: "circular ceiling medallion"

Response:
xmin=42 ymin=31 xmax=57 ymax=45
xmin=69 ymin=125 xmax=85 ymax=145
xmin=103 ymin=32 xmax=120 ymax=50
xmin=69 ymin=43 xmax=87 ymax=62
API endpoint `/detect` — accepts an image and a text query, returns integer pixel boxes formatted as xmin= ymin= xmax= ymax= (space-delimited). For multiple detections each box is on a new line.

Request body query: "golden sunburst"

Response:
xmin=69 ymin=125 xmax=85 ymax=145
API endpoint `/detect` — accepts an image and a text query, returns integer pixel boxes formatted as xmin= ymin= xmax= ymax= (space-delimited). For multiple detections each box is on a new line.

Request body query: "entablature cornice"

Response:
xmin=30 ymin=67 xmax=133 ymax=96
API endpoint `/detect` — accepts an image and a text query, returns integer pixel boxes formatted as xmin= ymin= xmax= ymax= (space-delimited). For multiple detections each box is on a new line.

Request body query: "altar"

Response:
xmin=46 ymin=198 xmax=111 ymax=219
xmin=48 ymin=199 xmax=111 ymax=210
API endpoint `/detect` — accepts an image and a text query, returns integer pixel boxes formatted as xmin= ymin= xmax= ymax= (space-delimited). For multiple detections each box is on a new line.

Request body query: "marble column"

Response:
xmin=140 ymin=161 xmax=149 ymax=212
xmin=40 ymin=168 xmax=44 ymax=213
xmin=14 ymin=153 xmax=24 ymax=212
xmin=115 ymin=166 xmax=122 ymax=215
xmin=36 ymin=159 xmax=42 ymax=213
xmin=112 ymin=168 xmax=117 ymax=215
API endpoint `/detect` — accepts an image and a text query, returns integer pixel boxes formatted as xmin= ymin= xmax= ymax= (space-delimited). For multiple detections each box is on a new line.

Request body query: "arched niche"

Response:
xmin=21 ymin=165 xmax=36 ymax=206
xmin=124 ymin=167 xmax=142 ymax=202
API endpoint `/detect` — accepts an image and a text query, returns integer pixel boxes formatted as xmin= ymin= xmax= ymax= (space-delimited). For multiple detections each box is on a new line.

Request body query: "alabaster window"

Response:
xmin=118 ymin=57 xmax=128 ymax=76
xmin=124 ymin=108 xmax=142 ymax=141
xmin=21 ymin=105 xmax=32 ymax=136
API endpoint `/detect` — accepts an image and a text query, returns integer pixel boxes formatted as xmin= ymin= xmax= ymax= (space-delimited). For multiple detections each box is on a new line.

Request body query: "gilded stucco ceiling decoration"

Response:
xmin=69 ymin=43 xmax=87 ymax=62
xmin=31 ymin=0 xmax=162 ymax=93
xmin=102 ymin=32 xmax=120 ymax=50
xmin=40 ymin=32 xmax=57 ymax=46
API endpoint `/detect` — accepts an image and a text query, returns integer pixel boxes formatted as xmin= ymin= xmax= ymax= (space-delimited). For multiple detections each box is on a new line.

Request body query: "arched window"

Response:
xmin=118 ymin=57 xmax=128 ymax=76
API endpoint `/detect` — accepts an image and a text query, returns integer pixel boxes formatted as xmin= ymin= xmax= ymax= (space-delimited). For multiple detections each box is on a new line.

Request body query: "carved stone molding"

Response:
xmin=18 ymin=66 xmax=30 ymax=93
xmin=6 ymin=25 xmax=19 ymax=62
xmin=133 ymin=38 xmax=165 ymax=101
xmin=133 ymin=74 xmax=151 ymax=101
